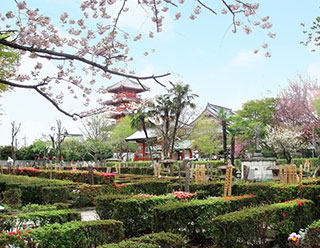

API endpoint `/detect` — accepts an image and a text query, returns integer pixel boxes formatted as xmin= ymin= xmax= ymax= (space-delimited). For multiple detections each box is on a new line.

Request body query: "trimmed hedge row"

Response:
xmin=0 ymin=220 xmax=124 ymax=248
xmin=0 ymin=174 xmax=74 ymax=205
xmin=153 ymin=194 xmax=258 ymax=241
xmin=210 ymin=199 xmax=317 ymax=248
xmin=4 ymin=167 xmax=115 ymax=184
xmin=0 ymin=209 xmax=81 ymax=232
xmin=97 ymin=195 xmax=177 ymax=237
xmin=304 ymin=219 xmax=320 ymax=248
xmin=99 ymin=232 xmax=185 ymax=248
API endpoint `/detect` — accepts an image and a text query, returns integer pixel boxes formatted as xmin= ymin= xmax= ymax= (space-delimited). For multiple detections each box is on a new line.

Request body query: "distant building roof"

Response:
xmin=125 ymin=129 xmax=157 ymax=142
xmin=191 ymin=102 xmax=233 ymax=125
xmin=107 ymin=78 xmax=150 ymax=93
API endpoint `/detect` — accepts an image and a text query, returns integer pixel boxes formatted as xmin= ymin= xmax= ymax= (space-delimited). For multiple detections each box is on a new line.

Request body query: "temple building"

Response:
xmin=105 ymin=78 xmax=149 ymax=122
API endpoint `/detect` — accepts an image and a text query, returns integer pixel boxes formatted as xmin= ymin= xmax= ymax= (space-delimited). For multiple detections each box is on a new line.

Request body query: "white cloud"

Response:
xmin=230 ymin=50 xmax=264 ymax=67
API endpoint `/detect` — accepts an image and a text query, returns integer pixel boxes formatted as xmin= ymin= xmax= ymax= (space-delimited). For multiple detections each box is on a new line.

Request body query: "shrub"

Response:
xmin=0 ymin=209 xmax=80 ymax=232
xmin=209 ymin=199 xmax=316 ymax=248
xmin=304 ymin=219 xmax=320 ymax=248
xmin=0 ymin=174 xmax=74 ymax=205
xmin=112 ymin=195 xmax=176 ymax=237
xmin=21 ymin=203 xmax=69 ymax=213
xmin=123 ymin=180 xmax=172 ymax=195
xmin=0 ymin=220 xmax=125 ymax=248
xmin=153 ymin=194 xmax=257 ymax=241
xmin=100 ymin=232 xmax=185 ymax=248
xmin=41 ymin=186 xmax=70 ymax=204
xmin=95 ymin=194 xmax=130 ymax=220
xmin=71 ymin=184 xmax=111 ymax=208
xmin=2 ymin=188 xmax=22 ymax=208
xmin=17 ymin=209 xmax=81 ymax=229
xmin=167 ymin=181 xmax=224 ymax=196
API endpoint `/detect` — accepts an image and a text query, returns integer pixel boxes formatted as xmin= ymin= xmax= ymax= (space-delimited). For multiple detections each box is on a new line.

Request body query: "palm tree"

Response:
xmin=168 ymin=83 xmax=197 ymax=158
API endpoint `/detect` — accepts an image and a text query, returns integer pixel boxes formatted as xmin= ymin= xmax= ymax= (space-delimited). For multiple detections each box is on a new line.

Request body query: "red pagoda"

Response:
xmin=105 ymin=78 xmax=149 ymax=121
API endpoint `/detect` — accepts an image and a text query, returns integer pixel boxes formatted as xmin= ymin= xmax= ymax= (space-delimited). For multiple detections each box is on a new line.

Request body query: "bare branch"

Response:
xmin=34 ymin=88 xmax=79 ymax=118
xmin=0 ymin=79 xmax=48 ymax=89
xmin=197 ymin=0 xmax=217 ymax=15
xmin=112 ymin=0 xmax=127 ymax=34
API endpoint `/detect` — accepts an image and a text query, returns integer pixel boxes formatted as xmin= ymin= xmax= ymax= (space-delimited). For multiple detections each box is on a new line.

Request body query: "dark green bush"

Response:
xmin=0 ymin=209 xmax=80 ymax=232
xmin=210 ymin=199 xmax=316 ymax=248
xmin=153 ymin=194 xmax=258 ymax=241
xmin=100 ymin=232 xmax=185 ymax=248
xmin=2 ymin=188 xmax=22 ymax=208
xmin=304 ymin=219 xmax=320 ymax=248
xmin=0 ymin=174 xmax=74 ymax=205
xmin=41 ymin=186 xmax=70 ymax=204
xmin=112 ymin=196 xmax=176 ymax=237
xmin=21 ymin=203 xmax=69 ymax=213
xmin=95 ymin=194 xmax=130 ymax=219
xmin=123 ymin=180 xmax=172 ymax=195
xmin=0 ymin=220 xmax=124 ymax=248
xmin=17 ymin=209 xmax=81 ymax=229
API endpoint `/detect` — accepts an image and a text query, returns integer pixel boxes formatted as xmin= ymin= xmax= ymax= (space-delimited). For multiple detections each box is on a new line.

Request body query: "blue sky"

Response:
xmin=1 ymin=0 xmax=320 ymax=146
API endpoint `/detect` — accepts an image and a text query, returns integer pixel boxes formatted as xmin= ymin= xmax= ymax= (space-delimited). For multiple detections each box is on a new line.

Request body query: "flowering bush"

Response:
xmin=173 ymin=191 xmax=197 ymax=200
xmin=288 ymin=230 xmax=307 ymax=247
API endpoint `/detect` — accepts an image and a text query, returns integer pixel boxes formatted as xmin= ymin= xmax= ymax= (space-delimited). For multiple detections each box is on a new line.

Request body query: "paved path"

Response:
xmin=80 ymin=209 xmax=100 ymax=221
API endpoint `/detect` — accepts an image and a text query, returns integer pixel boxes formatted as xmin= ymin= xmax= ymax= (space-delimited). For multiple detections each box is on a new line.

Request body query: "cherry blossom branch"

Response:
xmin=0 ymin=38 xmax=170 ymax=82
xmin=153 ymin=0 xmax=161 ymax=32
xmin=197 ymin=0 xmax=217 ymax=15
xmin=34 ymin=87 xmax=79 ymax=118
xmin=221 ymin=0 xmax=237 ymax=32
xmin=0 ymin=79 xmax=48 ymax=89
xmin=112 ymin=0 xmax=127 ymax=34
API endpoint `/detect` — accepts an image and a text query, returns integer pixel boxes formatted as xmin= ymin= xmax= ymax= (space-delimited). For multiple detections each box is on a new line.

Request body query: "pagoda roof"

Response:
xmin=107 ymin=78 xmax=150 ymax=93
xmin=104 ymin=97 xmax=141 ymax=105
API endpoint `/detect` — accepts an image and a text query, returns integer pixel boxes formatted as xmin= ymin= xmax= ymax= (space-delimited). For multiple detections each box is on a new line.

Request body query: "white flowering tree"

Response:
xmin=0 ymin=0 xmax=275 ymax=119
xmin=264 ymin=125 xmax=308 ymax=164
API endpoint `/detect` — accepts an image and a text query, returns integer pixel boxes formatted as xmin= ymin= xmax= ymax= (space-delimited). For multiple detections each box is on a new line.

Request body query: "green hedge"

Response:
xmin=0 ymin=220 xmax=124 ymax=248
xmin=121 ymin=180 xmax=172 ymax=195
xmin=167 ymin=181 xmax=224 ymax=196
xmin=106 ymin=195 xmax=176 ymax=237
xmin=0 ymin=209 xmax=80 ymax=232
xmin=304 ymin=219 xmax=320 ymax=248
xmin=95 ymin=194 xmax=130 ymax=220
xmin=210 ymin=199 xmax=317 ymax=248
xmin=153 ymin=195 xmax=258 ymax=241
xmin=100 ymin=232 xmax=185 ymax=248
xmin=8 ymin=167 xmax=115 ymax=184
xmin=0 ymin=174 xmax=74 ymax=205
xmin=21 ymin=203 xmax=69 ymax=213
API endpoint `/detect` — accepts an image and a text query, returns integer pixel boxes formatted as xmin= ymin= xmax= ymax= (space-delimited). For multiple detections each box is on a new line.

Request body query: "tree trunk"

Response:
xmin=222 ymin=121 xmax=227 ymax=165
xmin=230 ymin=135 xmax=235 ymax=166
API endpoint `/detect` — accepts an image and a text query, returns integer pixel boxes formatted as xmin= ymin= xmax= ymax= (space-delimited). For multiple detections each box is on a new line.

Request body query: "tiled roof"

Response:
xmin=107 ymin=78 xmax=149 ymax=93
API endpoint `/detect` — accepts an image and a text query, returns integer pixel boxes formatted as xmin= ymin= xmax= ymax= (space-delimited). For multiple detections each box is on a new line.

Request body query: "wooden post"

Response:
xmin=190 ymin=163 xmax=194 ymax=179
xmin=299 ymin=164 xmax=303 ymax=186
xmin=200 ymin=164 xmax=206 ymax=183
xmin=88 ymin=165 xmax=94 ymax=185
xmin=224 ymin=165 xmax=233 ymax=197
xmin=185 ymin=161 xmax=191 ymax=193
xmin=178 ymin=163 xmax=182 ymax=190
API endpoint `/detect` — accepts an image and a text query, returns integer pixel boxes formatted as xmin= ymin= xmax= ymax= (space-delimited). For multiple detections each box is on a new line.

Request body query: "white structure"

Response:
xmin=241 ymin=157 xmax=276 ymax=181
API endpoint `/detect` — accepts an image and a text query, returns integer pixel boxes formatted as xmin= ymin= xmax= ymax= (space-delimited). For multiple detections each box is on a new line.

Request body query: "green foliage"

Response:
xmin=0 ymin=146 xmax=11 ymax=160
xmin=21 ymin=203 xmax=68 ymax=213
xmin=190 ymin=117 xmax=221 ymax=158
xmin=304 ymin=219 xmax=320 ymax=247
xmin=230 ymin=97 xmax=277 ymax=147
xmin=123 ymin=180 xmax=172 ymax=195
xmin=1 ymin=188 xmax=21 ymax=209
xmin=0 ymin=33 xmax=19 ymax=82
xmin=101 ymin=232 xmax=185 ymax=248
xmin=41 ymin=186 xmax=70 ymax=204
xmin=0 ymin=174 xmax=75 ymax=205
xmin=0 ymin=220 xmax=125 ymax=248
xmin=112 ymin=196 xmax=176 ymax=237
xmin=209 ymin=199 xmax=316 ymax=247
xmin=153 ymin=195 xmax=258 ymax=241
xmin=95 ymin=194 xmax=130 ymax=220
xmin=17 ymin=209 xmax=81 ymax=229
xmin=108 ymin=116 xmax=137 ymax=154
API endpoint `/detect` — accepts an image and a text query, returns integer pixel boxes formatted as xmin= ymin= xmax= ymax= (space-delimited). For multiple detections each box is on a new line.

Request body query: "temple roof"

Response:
xmin=107 ymin=78 xmax=150 ymax=93
xmin=125 ymin=129 xmax=157 ymax=142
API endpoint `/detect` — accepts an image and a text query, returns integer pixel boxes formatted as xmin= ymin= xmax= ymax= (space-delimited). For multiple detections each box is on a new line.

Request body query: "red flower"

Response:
xmin=284 ymin=200 xmax=290 ymax=204
xmin=296 ymin=200 xmax=303 ymax=206
xmin=282 ymin=213 xmax=286 ymax=217
xmin=250 ymin=194 xmax=255 ymax=197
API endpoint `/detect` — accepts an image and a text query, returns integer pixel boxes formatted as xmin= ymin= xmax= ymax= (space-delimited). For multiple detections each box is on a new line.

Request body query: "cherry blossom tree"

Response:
xmin=264 ymin=125 xmax=308 ymax=164
xmin=0 ymin=0 xmax=274 ymax=119
xmin=274 ymin=76 xmax=320 ymax=138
